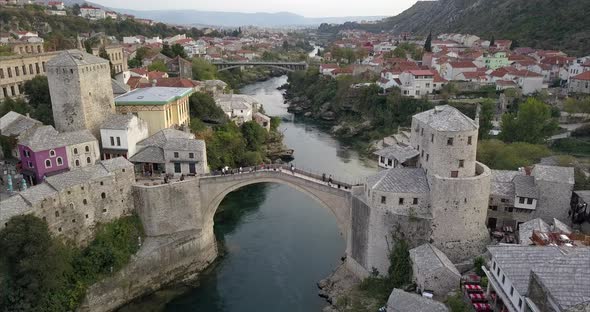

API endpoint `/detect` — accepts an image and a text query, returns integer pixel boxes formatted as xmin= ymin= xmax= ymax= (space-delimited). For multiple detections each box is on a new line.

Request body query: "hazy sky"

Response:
xmin=91 ymin=0 xmax=420 ymax=17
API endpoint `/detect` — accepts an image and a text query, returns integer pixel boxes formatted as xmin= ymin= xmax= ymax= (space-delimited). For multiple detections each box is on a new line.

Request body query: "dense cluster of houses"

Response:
xmin=318 ymin=30 xmax=590 ymax=97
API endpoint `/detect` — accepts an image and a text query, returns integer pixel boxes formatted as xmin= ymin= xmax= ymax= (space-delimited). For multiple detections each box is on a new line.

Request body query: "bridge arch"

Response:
xmin=216 ymin=64 xmax=297 ymax=72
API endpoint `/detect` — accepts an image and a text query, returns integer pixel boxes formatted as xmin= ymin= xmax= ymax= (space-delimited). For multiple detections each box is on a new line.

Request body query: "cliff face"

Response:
xmin=323 ymin=0 xmax=590 ymax=56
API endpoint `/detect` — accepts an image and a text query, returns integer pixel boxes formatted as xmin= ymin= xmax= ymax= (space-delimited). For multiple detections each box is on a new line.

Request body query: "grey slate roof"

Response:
xmin=59 ymin=129 xmax=96 ymax=146
xmin=367 ymin=168 xmax=430 ymax=194
xmin=374 ymin=144 xmax=419 ymax=163
xmin=19 ymin=183 xmax=58 ymax=205
xmin=0 ymin=111 xmax=42 ymax=138
xmin=410 ymin=244 xmax=460 ymax=277
xmin=100 ymin=157 xmax=133 ymax=172
xmin=111 ymin=78 xmax=130 ymax=95
xmin=18 ymin=126 xmax=96 ymax=152
xmin=531 ymin=248 xmax=590 ymax=310
xmin=387 ymin=289 xmax=449 ymax=312
xmin=533 ymin=165 xmax=575 ymax=185
xmin=47 ymin=49 xmax=108 ymax=67
xmin=0 ymin=194 xmax=33 ymax=222
xmin=487 ymin=245 xmax=566 ymax=295
xmin=137 ymin=128 xmax=194 ymax=147
xmin=413 ymin=105 xmax=478 ymax=132
xmin=574 ymin=190 xmax=590 ymax=204
xmin=518 ymin=218 xmax=550 ymax=245
xmin=513 ymin=175 xmax=538 ymax=199
xmin=128 ymin=146 xmax=165 ymax=164
xmin=100 ymin=114 xmax=136 ymax=130
xmin=214 ymin=94 xmax=256 ymax=112
xmin=45 ymin=163 xmax=111 ymax=191
xmin=490 ymin=170 xmax=520 ymax=197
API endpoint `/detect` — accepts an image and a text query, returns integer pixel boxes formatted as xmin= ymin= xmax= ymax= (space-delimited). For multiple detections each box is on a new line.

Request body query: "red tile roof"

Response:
xmin=406 ymin=70 xmax=435 ymax=76
xmin=496 ymin=80 xmax=517 ymax=86
xmin=150 ymin=78 xmax=201 ymax=88
xmin=449 ymin=61 xmax=477 ymax=69
xmin=572 ymin=71 xmax=590 ymax=81
xmin=147 ymin=71 xmax=168 ymax=80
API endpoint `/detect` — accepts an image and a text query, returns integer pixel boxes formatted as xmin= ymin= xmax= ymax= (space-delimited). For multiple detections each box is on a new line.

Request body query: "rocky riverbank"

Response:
xmin=317 ymin=262 xmax=381 ymax=312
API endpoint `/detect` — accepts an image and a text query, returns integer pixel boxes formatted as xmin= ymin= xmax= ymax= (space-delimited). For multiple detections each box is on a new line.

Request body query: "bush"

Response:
xmin=477 ymin=140 xmax=551 ymax=170
xmin=474 ymin=256 xmax=485 ymax=277
xmin=552 ymin=138 xmax=590 ymax=156
xmin=446 ymin=293 xmax=469 ymax=312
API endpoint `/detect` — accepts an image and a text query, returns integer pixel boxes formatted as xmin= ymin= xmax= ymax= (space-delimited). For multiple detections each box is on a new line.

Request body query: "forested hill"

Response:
xmin=319 ymin=0 xmax=590 ymax=56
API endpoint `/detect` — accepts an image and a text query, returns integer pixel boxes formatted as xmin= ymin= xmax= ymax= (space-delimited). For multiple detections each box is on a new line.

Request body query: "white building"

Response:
xmin=100 ymin=114 xmax=149 ymax=159
xmin=80 ymin=5 xmax=106 ymax=20
xmin=374 ymin=42 xmax=395 ymax=53
xmin=399 ymin=70 xmax=436 ymax=98
xmin=214 ymin=94 xmax=258 ymax=125
xmin=123 ymin=36 xmax=142 ymax=44
xmin=442 ymin=61 xmax=478 ymax=81
xmin=145 ymin=37 xmax=163 ymax=45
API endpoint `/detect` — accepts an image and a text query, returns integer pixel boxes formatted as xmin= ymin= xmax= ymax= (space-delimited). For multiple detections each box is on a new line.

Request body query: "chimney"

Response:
xmin=152 ymin=79 xmax=157 ymax=87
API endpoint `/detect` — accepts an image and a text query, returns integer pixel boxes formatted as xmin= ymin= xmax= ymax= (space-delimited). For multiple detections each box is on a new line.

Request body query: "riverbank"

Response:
xmin=318 ymin=262 xmax=381 ymax=312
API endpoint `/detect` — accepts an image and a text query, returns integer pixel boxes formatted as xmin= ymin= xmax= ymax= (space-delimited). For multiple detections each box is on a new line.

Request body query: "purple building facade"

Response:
xmin=18 ymin=144 xmax=69 ymax=185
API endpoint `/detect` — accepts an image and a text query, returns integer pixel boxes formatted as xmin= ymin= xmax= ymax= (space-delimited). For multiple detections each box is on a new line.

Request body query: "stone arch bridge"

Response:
xmin=211 ymin=61 xmax=308 ymax=72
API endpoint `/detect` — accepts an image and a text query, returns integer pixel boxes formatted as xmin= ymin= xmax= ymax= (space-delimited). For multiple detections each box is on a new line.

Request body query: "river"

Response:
xmin=122 ymin=74 xmax=376 ymax=312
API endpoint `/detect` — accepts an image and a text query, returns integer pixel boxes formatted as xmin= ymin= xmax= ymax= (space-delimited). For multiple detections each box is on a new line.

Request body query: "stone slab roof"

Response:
xmin=410 ymin=244 xmax=460 ymax=277
xmin=367 ymin=168 xmax=429 ymax=194
xmin=574 ymin=190 xmax=590 ymax=204
xmin=19 ymin=126 xmax=96 ymax=152
xmin=59 ymin=129 xmax=97 ymax=146
xmin=387 ymin=289 xmax=449 ymax=312
xmin=518 ymin=218 xmax=550 ymax=245
xmin=115 ymin=87 xmax=193 ymax=106
xmin=487 ymin=245 xmax=566 ymax=295
xmin=531 ymin=248 xmax=590 ymax=310
xmin=100 ymin=114 xmax=136 ymax=130
xmin=19 ymin=183 xmax=58 ymax=205
xmin=413 ymin=105 xmax=478 ymax=132
xmin=374 ymin=144 xmax=419 ymax=163
xmin=0 ymin=194 xmax=33 ymax=223
xmin=0 ymin=111 xmax=42 ymax=138
xmin=490 ymin=170 xmax=520 ymax=197
xmin=47 ymin=49 xmax=108 ymax=67
xmin=111 ymin=78 xmax=130 ymax=95
xmin=513 ymin=175 xmax=538 ymax=199
xmin=100 ymin=157 xmax=133 ymax=172
xmin=214 ymin=94 xmax=256 ymax=112
xmin=45 ymin=163 xmax=111 ymax=191
xmin=129 ymin=146 xmax=165 ymax=164
xmin=137 ymin=128 xmax=194 ymax=147
xmin=533 ymin=165 xmax=575 ymax=185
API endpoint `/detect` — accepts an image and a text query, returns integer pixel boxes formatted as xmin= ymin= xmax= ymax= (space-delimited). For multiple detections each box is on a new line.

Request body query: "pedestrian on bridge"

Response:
xmin=322 ymin=173 xmax=326 ymax=182
xmin=290 ymin=164 xmax=295 ymax=175
xmin=328 ymin=175 xmax=333 ymax=187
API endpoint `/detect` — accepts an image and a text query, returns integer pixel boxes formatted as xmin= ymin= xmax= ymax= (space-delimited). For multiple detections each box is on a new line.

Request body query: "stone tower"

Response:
xmin=47 ymin=49 xmax=114 ymax=138
xmin=410 ymin=105 xmax=490 ymax=262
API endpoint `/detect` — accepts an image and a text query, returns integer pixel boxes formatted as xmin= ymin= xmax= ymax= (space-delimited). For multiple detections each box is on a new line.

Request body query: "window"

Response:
xmin=413 ymin=198 xmax=418 ymax=205
xmin=489 ymin=206 xmax=498 ymax=211
xmin=189 ymin=152 xmax=194 ymax=159
xmin=74 ymin=148 xmax=78 ymax=154
xmin=451 ymin=171 xmax=458 ymax=178
xmin=110 ymin=137 xmax=115 ymax=146
xmin=510 ymin=286 xmax=514 ymax=296
xmin=425 ymin=83 xmax=430 ymax=88
xmin=8 ymin=67 xmax=12 ymax=78
xmin=83 ymin=199 xmax=87 ymax=205
xmin=55 ymin=211 xmax=59 ymax=217
xmin=420 ymin=128 xmax=424 ymax=136
xmin=492 ymin=261 xmax=496 ymax=270
xmin=468 ymin=136 xmax=473 ymax=145
xmin=28 ymin=161 xmax=33 ymax=168
xmin=519 ymin=197 xmax=525 ymax=204
xmin=527 ymin=198 xmax=533 ymax=205
xmin=85 ymin=145 xmax=90 ymax=152
xmin=447 ymin=137 xmax=454 ymax=146
xmin=0 ymin=68 xmax=3 ymax=79
xmin=174 ymin=162 xmax=181 ymax=173
xmin=101 ymin=192 xmax=106 ymax=199
xmin=496 ymin=267 xmax=500 ymax=276
xmin=426 ymin=154 xmax=429 ymax=161
xmin=518 ymin=299 xmax=522 ymax=308
xmin=381 ymin=196 xmax=386 ymax=204
xmin=45 ymin=159 xmax=52 ymax=168
xmin=57 ymin=157 xmax=63 ymax=166
xmin=116 ymin=137 xmax=121 ymax=146
xmin=86 ymin=157 xmax=91 ymax=164
xmin=49 ymin=150 xmax=56 ymax=157
xmin=15 ymin=66 xmax=19 ymax=76
xmin=421 ymin=150 xmax=424 ymax=158
xmin=431 ymin=134 xmax=434 ymax=142
xmin=174 ymin=152 xmax=179 ymax=158
xmin=501 ymin=198 xmax=507 ymax=203
xmin=459 ymin=160 xmax=465 ymax=168
xmin=399 ymin=198 xmax=404 ymax=205
xmin=502 ymin=275 xmax=505 ymax=284
xmin=75 ymin=160 xmax=80 ymax=167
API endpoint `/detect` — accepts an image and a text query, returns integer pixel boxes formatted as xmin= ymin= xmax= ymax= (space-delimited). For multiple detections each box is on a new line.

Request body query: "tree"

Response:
xmin=478 ymin=99 xmax=495 ymax=139
xmin=98 ymin=46 xmax=115 ymax=77
xmin=424 ymin=31 xmax=432 ymax=53
xmin=171 ymin=43 xmax=187 ymax=58
xmin=147 ymin=60 xmax=167 ymax=72
xmin=477 ymin=140 xmax=551 ymax=170
xmin=192 ymin=58 xmax=218 ymax=80
xmin=189 ymin=92 xmax=226 ymax=122
xmin=72 ymin=3 xmax=81 ymax=15
xmin=510 ymin=39 xmax=519 ymax=50
xmin=241 ymin=121 xmax=268 ymax=151
xmin=387 ymin=239 xmax=412 ymax=287
xmin=489 ymin=35 xmax=495 ymax=48
xmin=161 ymin=43 xmax=173 ymax=58
xmin=564 ymin=97 xmax=590 ymax=117
xmin=23 ymin=76 xmax=54 ymax=126
xmin=282 ymin=40 xmax=290 ymax=51
xmin=499 ymin=98 xmax=558 ymax=144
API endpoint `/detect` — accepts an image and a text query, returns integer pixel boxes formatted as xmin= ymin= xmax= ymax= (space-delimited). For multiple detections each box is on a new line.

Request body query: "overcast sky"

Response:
xmin=91 ymin=0 xmax=420 ymax=17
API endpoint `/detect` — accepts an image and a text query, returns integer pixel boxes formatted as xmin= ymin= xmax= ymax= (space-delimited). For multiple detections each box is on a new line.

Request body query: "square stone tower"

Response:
xmin=47 ymin=50 xmax=115 ymax=138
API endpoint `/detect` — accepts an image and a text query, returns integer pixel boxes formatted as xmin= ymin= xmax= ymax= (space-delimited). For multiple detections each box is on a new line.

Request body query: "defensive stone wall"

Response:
xmin=429 ymin=162 xmax=491 ymax=262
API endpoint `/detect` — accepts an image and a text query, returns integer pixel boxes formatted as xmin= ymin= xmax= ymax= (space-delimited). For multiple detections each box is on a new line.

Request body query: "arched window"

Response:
xmin=69 ymin=203 xmax=74 ymax=209
xmin=101 ymin=192 xmax=106 ymax=199
xmin=56 ymin=157 xmax=63 ymax=166
xmin=73 ymin=148 xmax=78 ymax=154
xmin=86 ymin=157 xmax=91 ymax=164
xmin=85 ymin=145 xmax=90 ymax=152
xmin=83 ymin=199 xmax=88 ymax=205
xmin=55 ymin=211 xmax=59 ymax=217
xmin=49 ymin=150 xmax=56 ymax=157
xmin=75 ymin=159 xmax=80 ymax=167
xmin=45 ymin=159 xmax=51 ymax=168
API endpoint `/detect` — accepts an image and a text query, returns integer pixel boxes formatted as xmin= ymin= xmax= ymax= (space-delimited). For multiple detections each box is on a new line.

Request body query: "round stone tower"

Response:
xmin=47 ymin=49 xmax=115 ymax=138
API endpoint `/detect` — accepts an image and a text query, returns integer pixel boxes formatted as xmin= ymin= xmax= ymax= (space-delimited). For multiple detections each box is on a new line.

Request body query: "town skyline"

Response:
xmin=89 ymin=0 xmax=419 ymax=18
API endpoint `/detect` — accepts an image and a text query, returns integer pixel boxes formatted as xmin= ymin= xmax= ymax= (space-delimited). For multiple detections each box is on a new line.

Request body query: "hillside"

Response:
xmin=321 ymin=0 xmax=590 ymax=56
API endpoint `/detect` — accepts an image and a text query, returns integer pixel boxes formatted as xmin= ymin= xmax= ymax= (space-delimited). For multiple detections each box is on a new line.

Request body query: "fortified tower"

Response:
xmin=410 ymin=105 xmax=490 ymax=262
xmin=47 ymin=49 xmax=114 ymax=138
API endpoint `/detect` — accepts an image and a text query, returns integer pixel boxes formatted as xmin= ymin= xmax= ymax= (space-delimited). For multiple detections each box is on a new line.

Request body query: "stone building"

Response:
xmin=91 ymin=45 xmax=128 ymax=74
xmin=487 ymin=165 xmax=574 ymax=230
xmin=0 ymin=51 xmax=60 ymax=100
xmin=214 ymin=93 xmax=258 ymax=125
xmin=0 ymin=158 xmax=135 ymax=245
xmin=114 ymin=87 xmax=192 ymax=135
xmin=100 ymin=114 xmax=149 ymax=159
xmin=360 ymin=105 xmax=491 ymax=274
xmin=47 ymin=50 xmax=115 ymax=138
xmin=386 ymin=289 xmax=449 ymax=312
xmin=129 ymin=128 xmax=208 ymax=177
xmin=0 ymin=111 xmax=42 ymax=158
xmin=409 ymin=244 xmax=461 ymax=298
xmin=166 ymin=56 xmax=192 ymax=79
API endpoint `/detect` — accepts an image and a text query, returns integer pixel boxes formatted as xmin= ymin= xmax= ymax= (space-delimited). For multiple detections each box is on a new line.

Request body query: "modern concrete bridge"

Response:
xmin=211 ymin=61 xmax=308 ymax=72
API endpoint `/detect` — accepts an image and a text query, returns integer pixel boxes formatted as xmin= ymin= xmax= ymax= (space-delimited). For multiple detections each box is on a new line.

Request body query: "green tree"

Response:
xmin=189 ymin=92 xmax=226 ymax=122
xmin=424 ymin=31 xmax=432 ymax=53
xmin=161 ymin=43 xmax=173 ymax=58
xmin=474 ymin=256 xmax=485 ymax=277
xmin=190 ymin=118 xmax=207 ymax=132
xmin=282 ymin=40 xmax=289 ymax=51
xmin=23 ymin=76 xmax=54 ymax=126
xmin=147 ymin=59 xmax=167 ymax=72
xmin=192 ymin=58 xmax=218 ymax=80
xmin=241 ymin=121 xmax=268 ymax=151
xmin=388 ymin=239 xmax=412 ymax=287
xmin=477 ymin=140 xmax=551 ymax=170
xmin=270 ymin=117 xmax=281 ymax=131
xmin=478 ymin=99 xmax=495 ymax=139
xmin=510 ymin=39 xmax=519 ymax=50
xmin=564 ymin=97 xmax=590 ymax=117
xmin=499 ymin=98 xmax=558 ymax=144
xmin=72 ymin=3 xmax=81 ymax=15
xmin=489 ymin=35 xmax=495 ymax=47
xmin=171 ymin=43 xmax=187 ymax=58
xmin=98 ymin=46 xmax=115 ymax=77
